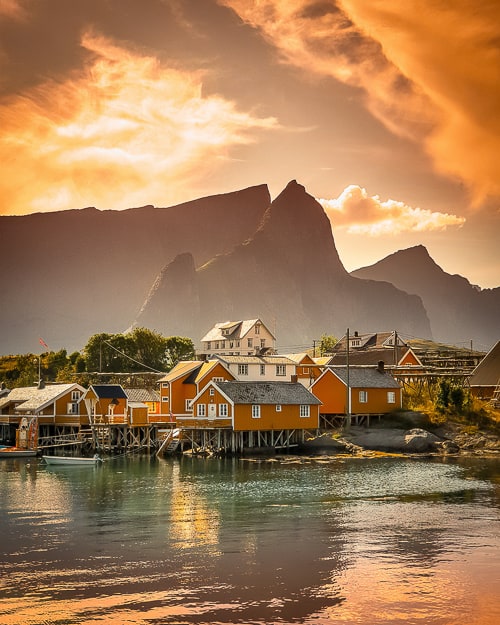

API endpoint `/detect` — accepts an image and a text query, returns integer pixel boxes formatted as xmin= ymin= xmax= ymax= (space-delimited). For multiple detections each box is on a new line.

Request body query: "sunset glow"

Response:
xmin=0 ymin=0 xmax=498 ymax=287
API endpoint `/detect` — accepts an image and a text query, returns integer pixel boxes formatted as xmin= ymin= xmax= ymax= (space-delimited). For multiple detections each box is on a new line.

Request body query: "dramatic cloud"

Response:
xmin=318 ymin=185 xmax=465 ymax=235
xmin=221 ymin=0 xmax=500 ymax=203
xmin=0 ymin=32 xmax=278 ymax=214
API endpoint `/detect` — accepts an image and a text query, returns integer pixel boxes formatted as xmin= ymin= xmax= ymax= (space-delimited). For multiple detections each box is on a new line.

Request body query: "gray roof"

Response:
xmin=215 ymin=381 xmax=321 ymax=405
xmin=328 ymin=366 xmax=401 ymax=389
xmin=0 ymin=383 xmax=80 ymax=412
xmin=201 ymin=319 xmax=275 ymax=342
xmin=328 ymin=348 xmax=417 ymax=367
xmin=469 ymin=340 xmax=500 ymax=386
xmin=125 ymin=388 xmax=160 ymax=402
xmin=216 ymin=355 xmax=295 ymax=365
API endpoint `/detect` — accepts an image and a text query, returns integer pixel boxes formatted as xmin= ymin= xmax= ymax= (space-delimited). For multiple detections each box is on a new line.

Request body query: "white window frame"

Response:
xmin=247 ymin=338 xmax=253 ymax=348
xmin=387 ymin=391 xmax=396 ymax=404
xmin=300 ymin=405 xmax=310 ymax=418
xmin=276 ymin=404 xmax=282 ymax=412
xmin=359 ymin=390 xmax=368 ymax=403
xmin=238 ymin=364 xmax=248 ymax=376
xmin=71 ymin=390 xmax=80 ymax=401
xmin=185 ymin=399 xmax=193 ymax=412
xmin=197 ymin=403 xmax=206 ymax=417
xmin=219 ymin=403 xmax=228 ymax=417
xmin=209 ymin=388 xmax=215 ymax=396
xmin=67 ymin=402 xmax=79 ymax=415
xmin=276 ymin=364 xmax=286 ymax=376
xmin=252 ymin=405 xmax=261 ymax=419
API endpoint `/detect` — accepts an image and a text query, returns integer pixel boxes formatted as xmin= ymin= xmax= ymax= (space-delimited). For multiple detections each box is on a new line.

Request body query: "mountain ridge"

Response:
xmin=351 ymin=245 xmax=499 ymax=349
xmin=0 ymin=181 xmax=497 ymax=355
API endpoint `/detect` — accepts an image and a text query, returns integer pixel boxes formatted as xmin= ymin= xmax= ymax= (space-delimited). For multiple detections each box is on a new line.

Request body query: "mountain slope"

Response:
xmin=0 ymin=184 xmax=270 ymax=353
xmin=135 ymin=181 xmax=432 ymax=349
xmin=351 ymin=245 xmax=500 ymax=349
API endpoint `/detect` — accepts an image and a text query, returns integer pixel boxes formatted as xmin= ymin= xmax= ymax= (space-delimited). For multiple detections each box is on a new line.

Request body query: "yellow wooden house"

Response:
xmin=158 ymin=360 xmax=235 ymax=422
xmin=310 ymin=363 xmax=402 ymax=419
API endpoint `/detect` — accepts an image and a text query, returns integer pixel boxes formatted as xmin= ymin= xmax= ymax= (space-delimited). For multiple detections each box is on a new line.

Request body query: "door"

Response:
xmin=208 ymin=404 xmax=217 ymax=419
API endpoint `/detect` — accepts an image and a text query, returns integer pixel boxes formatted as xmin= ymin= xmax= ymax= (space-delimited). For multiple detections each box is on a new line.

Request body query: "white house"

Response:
xmin=200 ymin=319 xmax=276 ymax=357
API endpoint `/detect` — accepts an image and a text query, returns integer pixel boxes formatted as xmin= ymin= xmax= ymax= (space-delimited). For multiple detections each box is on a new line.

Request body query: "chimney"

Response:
xmin=377 ymin=360 xmax=385 ymax=373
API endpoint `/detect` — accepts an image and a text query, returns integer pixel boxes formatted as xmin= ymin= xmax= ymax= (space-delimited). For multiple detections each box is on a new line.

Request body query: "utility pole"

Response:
xmin=346 ymin=328 xmax=351 ymax=431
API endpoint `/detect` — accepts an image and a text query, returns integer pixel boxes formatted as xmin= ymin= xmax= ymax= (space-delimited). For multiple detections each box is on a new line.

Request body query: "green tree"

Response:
xmin=319 ymin=334 xmax=338 ymax=356
xmin=164 ymin=336 xmax=195 ymax=371
xmin=436 ymin=379 xmax=451 ymax=411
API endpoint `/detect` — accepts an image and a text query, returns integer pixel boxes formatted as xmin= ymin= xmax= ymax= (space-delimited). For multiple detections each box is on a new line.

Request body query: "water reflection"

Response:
xmin=0 ymin=455 xmax=498 ymax=624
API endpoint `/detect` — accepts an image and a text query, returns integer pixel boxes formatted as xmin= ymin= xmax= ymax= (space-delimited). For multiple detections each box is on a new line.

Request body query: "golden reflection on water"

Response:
xmin=323 ymin=545 xmax=500 ymax=625
xmin=169 ymin=462 xmax=221 ymax=551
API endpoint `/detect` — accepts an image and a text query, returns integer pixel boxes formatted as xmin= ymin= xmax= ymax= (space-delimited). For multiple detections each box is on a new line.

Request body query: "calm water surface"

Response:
xmin=0 ymin=454 xmax=499 ymax=625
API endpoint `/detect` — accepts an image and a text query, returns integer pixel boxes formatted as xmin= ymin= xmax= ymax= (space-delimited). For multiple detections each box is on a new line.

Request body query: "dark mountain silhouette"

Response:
xmin=0 ymin=184 xmax=270 ymax=354
xmin=134 ymin=181 xmax=432 ymax=350
xmin=3 ymin=180 xmax=495 ymax=357
xmin=351 ymin=245 xmax=500 ymax=350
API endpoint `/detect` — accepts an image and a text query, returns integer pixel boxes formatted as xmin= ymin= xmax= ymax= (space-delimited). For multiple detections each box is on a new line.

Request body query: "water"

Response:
xmin=0 ymin=454 xmax=499 ymax=625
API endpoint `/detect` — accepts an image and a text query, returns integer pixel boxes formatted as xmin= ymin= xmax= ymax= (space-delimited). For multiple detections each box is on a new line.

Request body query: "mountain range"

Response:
xmin=0 ymin=180 xmax=497 ymax=355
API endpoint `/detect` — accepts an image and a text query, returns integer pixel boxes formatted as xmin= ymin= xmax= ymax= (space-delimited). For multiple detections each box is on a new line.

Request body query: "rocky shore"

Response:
xmin=300 ymin=413 xmax=500 ymax=457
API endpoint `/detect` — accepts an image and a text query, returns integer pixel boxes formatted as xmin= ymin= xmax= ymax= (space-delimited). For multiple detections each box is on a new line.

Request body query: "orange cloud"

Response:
xmin=0 ymin=0 xmax=25 ymax=20
xmin=0 ymin=32 xmax=278 ymax=214
xmin=318 ymin=185 xmax=465 ymax=235
xmin=221 ymin=0 xmax=500 ymax=203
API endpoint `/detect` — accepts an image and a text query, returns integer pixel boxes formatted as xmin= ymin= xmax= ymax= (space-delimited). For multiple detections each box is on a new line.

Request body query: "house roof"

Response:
xmin=280 ymin=353 xmax=316 ymax=365
xmin=469 ymin=340 xmax=500 ymax=386
xmin=328 ymin=347 xmax=421 ymax=367
xmin=215 ymin=381 xmax=321 ymax=405
xmin=216 ymin=355 xmax=295 ymax=365
xmin=125 ymin=388 xmax=160 ymax=402
xmin=0 ymin=383 xmax=81 ymax=412
xmin=201 ymin=318 xmax=276 ymax=342
xmin=332 ymin=331 xmax=407 ymax=352
xmin=159 ymin=361 xmax=202 ymax=383
xmin=90 ymin=384 xmax=128 ymax=399
xmin=328 ymin=366 xmax=401 ymax=389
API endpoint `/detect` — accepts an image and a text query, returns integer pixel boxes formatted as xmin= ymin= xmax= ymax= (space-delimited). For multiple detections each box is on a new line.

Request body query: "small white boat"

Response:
xmin=0 ymin=447 xmax=38 ymax=458
xmin=43 ymin=454 xmax=102 ymax=466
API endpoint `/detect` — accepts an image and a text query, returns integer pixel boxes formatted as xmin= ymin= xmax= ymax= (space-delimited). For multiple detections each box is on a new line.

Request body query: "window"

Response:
xmin=260 ymin=339 xmax=266 ymax=348
xmin=209 ymin=388 xmax=215 ymax=396
xmin=255 ymin=323 xmax=260 ymax=335
xmin=300 ymin=405 xmax=310 ymax=418
xmin=67 ymin=402 xmax=79 ymax=414
xmin=162 ymin=396 xmax=169 ymax=402
xmin=252 ymin=405 xmax=261 ymax=419
xmin=260 ymin=364 xmax=266 ymax=376
xmin=185 ymin=399 xmax=193 ymax=412
xmin=212 ymin=377 xmax=224 ymax=382
xmin=276 ymin=404 xmax=282 ymax=412
xmin=71 ymin=390 xmax=80 ymax=401
xmin=219 ymin=403 xmax=228 ymax=417
xmin=276 ymin=364 xmax=286 ymax=376
xmin=359 ymin=391 xmax=368 ymax=403
xmin=247 ymin=338 xmax=253 ymax=348
xmin=162 ymin=382 xmax=169 ymax=388
xmin=238 ymin=364 xmax=248 ymax=376
xmin=387 ymin=391 xmax=396 ymax=404
xmin=197 ymin=404 xmax=206 ymax=417
xmin=206 ymin=342 xmax=211 ymax=350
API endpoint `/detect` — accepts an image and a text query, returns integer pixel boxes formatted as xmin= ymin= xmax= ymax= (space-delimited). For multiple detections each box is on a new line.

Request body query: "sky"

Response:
xmin=0 ymin=0 xmax=499 ymax=288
